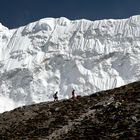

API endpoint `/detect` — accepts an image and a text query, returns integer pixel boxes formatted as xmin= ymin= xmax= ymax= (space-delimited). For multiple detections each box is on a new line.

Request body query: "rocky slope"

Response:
xmin=1 ymin=15 xmax=140 ymax=112
xmin=0 ymin=81 xmax=140 ymax=139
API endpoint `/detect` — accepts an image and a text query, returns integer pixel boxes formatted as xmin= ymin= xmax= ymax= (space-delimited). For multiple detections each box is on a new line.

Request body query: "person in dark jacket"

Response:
xmin=53 ymin=91 xmax=58 ymax=101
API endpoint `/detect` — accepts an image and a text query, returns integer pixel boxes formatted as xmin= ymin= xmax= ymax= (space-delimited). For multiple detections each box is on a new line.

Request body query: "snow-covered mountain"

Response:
xmin=1 ymin=15 xmax=140 ymax=113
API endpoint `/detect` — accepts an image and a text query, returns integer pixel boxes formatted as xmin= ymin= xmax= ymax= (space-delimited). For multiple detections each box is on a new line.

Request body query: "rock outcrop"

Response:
xmin=0 ymin=81 xmax=140 ymax=139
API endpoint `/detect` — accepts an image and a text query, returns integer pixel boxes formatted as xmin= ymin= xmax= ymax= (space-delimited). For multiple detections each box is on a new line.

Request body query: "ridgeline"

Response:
xmin=0 ymin=81 xmax=140 ymax=139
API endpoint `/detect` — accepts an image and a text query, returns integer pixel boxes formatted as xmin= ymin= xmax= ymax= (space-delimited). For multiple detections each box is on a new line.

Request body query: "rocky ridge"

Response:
xmin=0 ymin=81 xmax=140 ymax=139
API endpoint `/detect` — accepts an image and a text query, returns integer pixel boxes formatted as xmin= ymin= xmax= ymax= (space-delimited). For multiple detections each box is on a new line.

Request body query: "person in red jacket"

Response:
xmin=71 ymin=89 xmax=76 ymax=101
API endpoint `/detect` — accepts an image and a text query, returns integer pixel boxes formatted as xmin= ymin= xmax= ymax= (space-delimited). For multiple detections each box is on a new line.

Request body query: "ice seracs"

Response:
xmin=0 ymin=15 xmax=140 ymax=113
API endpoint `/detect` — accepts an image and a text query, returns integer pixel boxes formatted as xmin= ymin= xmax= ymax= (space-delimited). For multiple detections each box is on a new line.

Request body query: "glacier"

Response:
xmin=1 ymin=15 xmax=140 ymax=113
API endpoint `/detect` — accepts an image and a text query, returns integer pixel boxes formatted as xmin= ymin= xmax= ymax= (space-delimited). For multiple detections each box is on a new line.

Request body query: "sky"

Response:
xmin=0 ymin=0 xmax=140 ymax=29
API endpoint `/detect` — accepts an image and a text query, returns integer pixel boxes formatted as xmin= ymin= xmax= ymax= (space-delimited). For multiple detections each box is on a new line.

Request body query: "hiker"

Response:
xmin=71 ymin=89 xmax=76 ymax=101
xmin=53 ymin=91 xmax=58 ymax=101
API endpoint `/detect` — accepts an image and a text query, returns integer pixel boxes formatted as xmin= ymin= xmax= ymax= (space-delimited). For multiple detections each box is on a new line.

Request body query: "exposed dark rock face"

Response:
xmin=0 ymin=81 xmax=140 ymax=139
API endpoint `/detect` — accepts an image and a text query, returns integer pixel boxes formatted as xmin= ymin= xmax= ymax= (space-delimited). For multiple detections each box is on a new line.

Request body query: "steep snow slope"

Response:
xmin=0 ymin=15 xmax=140 ymax=113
